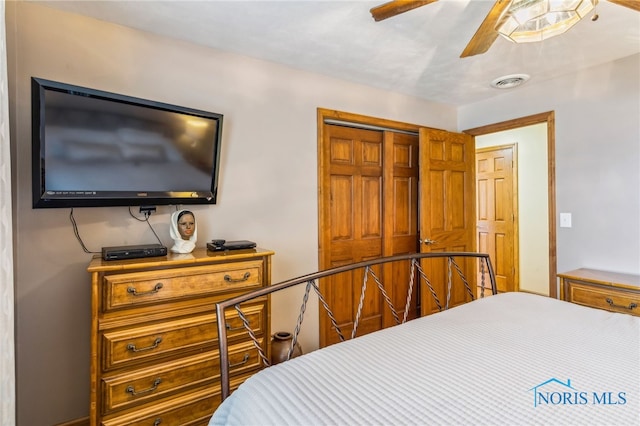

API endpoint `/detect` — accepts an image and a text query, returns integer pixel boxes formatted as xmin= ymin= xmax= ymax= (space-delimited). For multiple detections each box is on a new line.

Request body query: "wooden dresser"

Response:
xmin=559 ymin=268 xmax=640 ymax=317
xmin=87 ymin=247 xmax=274 ymax=426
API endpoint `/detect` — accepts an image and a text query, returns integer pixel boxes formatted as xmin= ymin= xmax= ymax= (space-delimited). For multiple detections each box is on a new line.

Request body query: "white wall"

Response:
xmin=7 ymin=3 xmax=457 ymax=424
xmin=9 ymin=3 xmax=640 ymax=424
xmin=476 ymin=124 xmax=550 ymax=295
xmin=460 ymin=54 xmax=640 ymax=277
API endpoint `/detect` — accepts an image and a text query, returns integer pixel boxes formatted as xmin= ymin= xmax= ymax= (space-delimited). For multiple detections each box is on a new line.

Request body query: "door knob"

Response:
xmin=420 ymin=238 xmax=437 ymax=245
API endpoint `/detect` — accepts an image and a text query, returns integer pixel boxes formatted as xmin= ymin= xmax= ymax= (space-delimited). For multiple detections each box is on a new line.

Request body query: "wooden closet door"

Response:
xmin=318 ymin=124 xmax=418 ymax=347
xmin=418 ymin=129 xmax=476 ymax=315
xmin=382 ymin=131 xmax=420 ymax=326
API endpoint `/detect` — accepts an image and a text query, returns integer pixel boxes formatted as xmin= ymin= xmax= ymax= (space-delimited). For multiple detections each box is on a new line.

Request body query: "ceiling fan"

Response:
xmin=370 ymin=0 xmax=640 ymax=58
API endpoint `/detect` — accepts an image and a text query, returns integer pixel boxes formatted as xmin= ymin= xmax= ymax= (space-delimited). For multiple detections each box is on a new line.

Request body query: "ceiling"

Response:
xmin=34 ymin=0 xmax=640 ymax=106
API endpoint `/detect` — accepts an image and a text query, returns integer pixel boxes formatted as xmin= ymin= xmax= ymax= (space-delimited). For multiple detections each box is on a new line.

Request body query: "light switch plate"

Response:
xmin=560 ymin=212 xmax=572 ymax=228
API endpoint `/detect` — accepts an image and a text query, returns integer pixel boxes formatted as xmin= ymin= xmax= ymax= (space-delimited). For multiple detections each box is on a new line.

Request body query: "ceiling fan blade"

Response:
xmin=460 ymin=0 xmax=512 ymax=58
xmin=607 ymin=0 xmax=640 ymax=12
xmin=370 ymin=0 xmax=438 ymax=22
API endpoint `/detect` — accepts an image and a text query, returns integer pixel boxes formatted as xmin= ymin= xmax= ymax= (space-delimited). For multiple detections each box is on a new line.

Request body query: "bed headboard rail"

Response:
xmin=216 ymin=251 xmax=496 ymax=400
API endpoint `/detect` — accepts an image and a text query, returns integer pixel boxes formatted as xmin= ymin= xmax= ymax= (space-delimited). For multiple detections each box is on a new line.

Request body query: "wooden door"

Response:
xmin=318 ymin=124 xmax=418 ymax=346
xmin=419 ymin=128 xmax=476 ymax=315
xmin=476 ymin=145 xmax=518 ymax=294
xmin=382 ymin=132 xmax=420 ymax=326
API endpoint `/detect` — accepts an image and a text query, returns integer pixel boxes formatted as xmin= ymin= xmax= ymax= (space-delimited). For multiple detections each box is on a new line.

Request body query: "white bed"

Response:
xmin=211 ymin=292 xmax=640 ymax=425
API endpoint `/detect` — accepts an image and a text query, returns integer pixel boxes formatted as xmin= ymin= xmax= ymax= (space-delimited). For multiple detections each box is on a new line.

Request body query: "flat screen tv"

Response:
xmin=31 ymin=77 xmax=223 ymax=208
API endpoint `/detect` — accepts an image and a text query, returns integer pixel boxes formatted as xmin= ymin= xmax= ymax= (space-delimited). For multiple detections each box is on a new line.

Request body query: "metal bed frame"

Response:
xmin=215 ymin=251 xmax=496 ymax=400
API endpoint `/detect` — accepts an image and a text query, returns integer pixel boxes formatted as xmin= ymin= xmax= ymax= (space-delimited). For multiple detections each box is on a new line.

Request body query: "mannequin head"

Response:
xmin=169 ymin=209 xmax=197 ymax=254
xmin=176 ymin=210 xmax=195 ymax=240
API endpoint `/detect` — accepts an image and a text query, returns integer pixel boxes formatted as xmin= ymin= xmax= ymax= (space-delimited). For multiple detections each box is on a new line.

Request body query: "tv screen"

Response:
xmin=31 ymin=77 xmax=223 ymax=208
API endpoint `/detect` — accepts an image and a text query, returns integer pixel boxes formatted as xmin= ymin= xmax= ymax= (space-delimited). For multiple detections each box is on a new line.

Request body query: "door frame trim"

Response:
xmin=463 ymin=111 xmax=557 ymax=298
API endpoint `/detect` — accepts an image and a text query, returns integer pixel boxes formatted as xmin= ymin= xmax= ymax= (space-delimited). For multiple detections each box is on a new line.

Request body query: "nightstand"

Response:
xmin=559 ymin=268 xmax=640 ymax=317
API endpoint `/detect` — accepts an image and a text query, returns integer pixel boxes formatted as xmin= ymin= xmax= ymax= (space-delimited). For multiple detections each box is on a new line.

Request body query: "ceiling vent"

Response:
xmin=490 ymin=74 xmax=530 ymax=89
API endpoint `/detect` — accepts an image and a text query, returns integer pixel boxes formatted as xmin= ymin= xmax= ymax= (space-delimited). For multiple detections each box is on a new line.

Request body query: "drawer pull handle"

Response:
xmin=153 ymin=419 xmax=162 ymax=426
xmin=127 ymin=283 xmax=163 ymax=296
xmin=127 ymin=337 xmax=163 ymax=352
xmin=226 ymin=322 xmax=244 ymax=332
xmin=605 ymin=298 xmax=638 ymax=311
xmin=224 ymin=272 xmax=251 ymax=283
xmin=125 ymin=378 xmax=162 ymax=396
xmin=229 ymin=353 xmax=250 ymax=368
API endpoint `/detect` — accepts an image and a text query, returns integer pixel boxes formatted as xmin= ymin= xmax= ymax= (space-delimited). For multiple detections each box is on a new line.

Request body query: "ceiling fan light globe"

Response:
xmin=496 ymin=0 xmax=597 ymax=43
xmin=575 ymin=0 xmax=598 ymax=17
xmin=549 ymin=0 xmax=582 ymax=12
xmin=512 ymin=0 xmax=549 ymax=23
xmin=499 ymin=16 xmax=521 ymax=37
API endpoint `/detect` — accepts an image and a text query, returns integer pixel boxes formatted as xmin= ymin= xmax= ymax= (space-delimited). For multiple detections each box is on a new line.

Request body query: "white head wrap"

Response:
xmin=170 ymin=209 xmax=197 ymax=253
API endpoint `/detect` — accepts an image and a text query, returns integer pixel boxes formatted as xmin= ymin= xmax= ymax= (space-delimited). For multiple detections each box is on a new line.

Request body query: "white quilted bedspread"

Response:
xmin=210 ymin=292 xmax=640 ymax=425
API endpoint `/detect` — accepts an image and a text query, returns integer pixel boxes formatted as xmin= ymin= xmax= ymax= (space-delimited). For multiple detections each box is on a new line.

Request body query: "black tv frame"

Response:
xmin=31 ymin=77 xmax=224 ymax=208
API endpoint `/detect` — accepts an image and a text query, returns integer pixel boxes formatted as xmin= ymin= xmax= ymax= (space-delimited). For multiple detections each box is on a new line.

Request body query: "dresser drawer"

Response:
xmin=101 ymin=373 xmax=255 ymax=426
xmin=102 ymin=302 xmax=267 ymax=370
xmin=101 ymin=387 xmax=218 ymax=426
xmin=102 ymin=339 xmax=265 ymax=414
xmin=567 ymin=281 xmax=640 ymax=317
xmin=226 ymin=338 xmax=266 ymax=377
xmin=102 ymin=352 xmax=216 ymax=414
xmin=103 ymin=260 xmax=264 ymax=311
